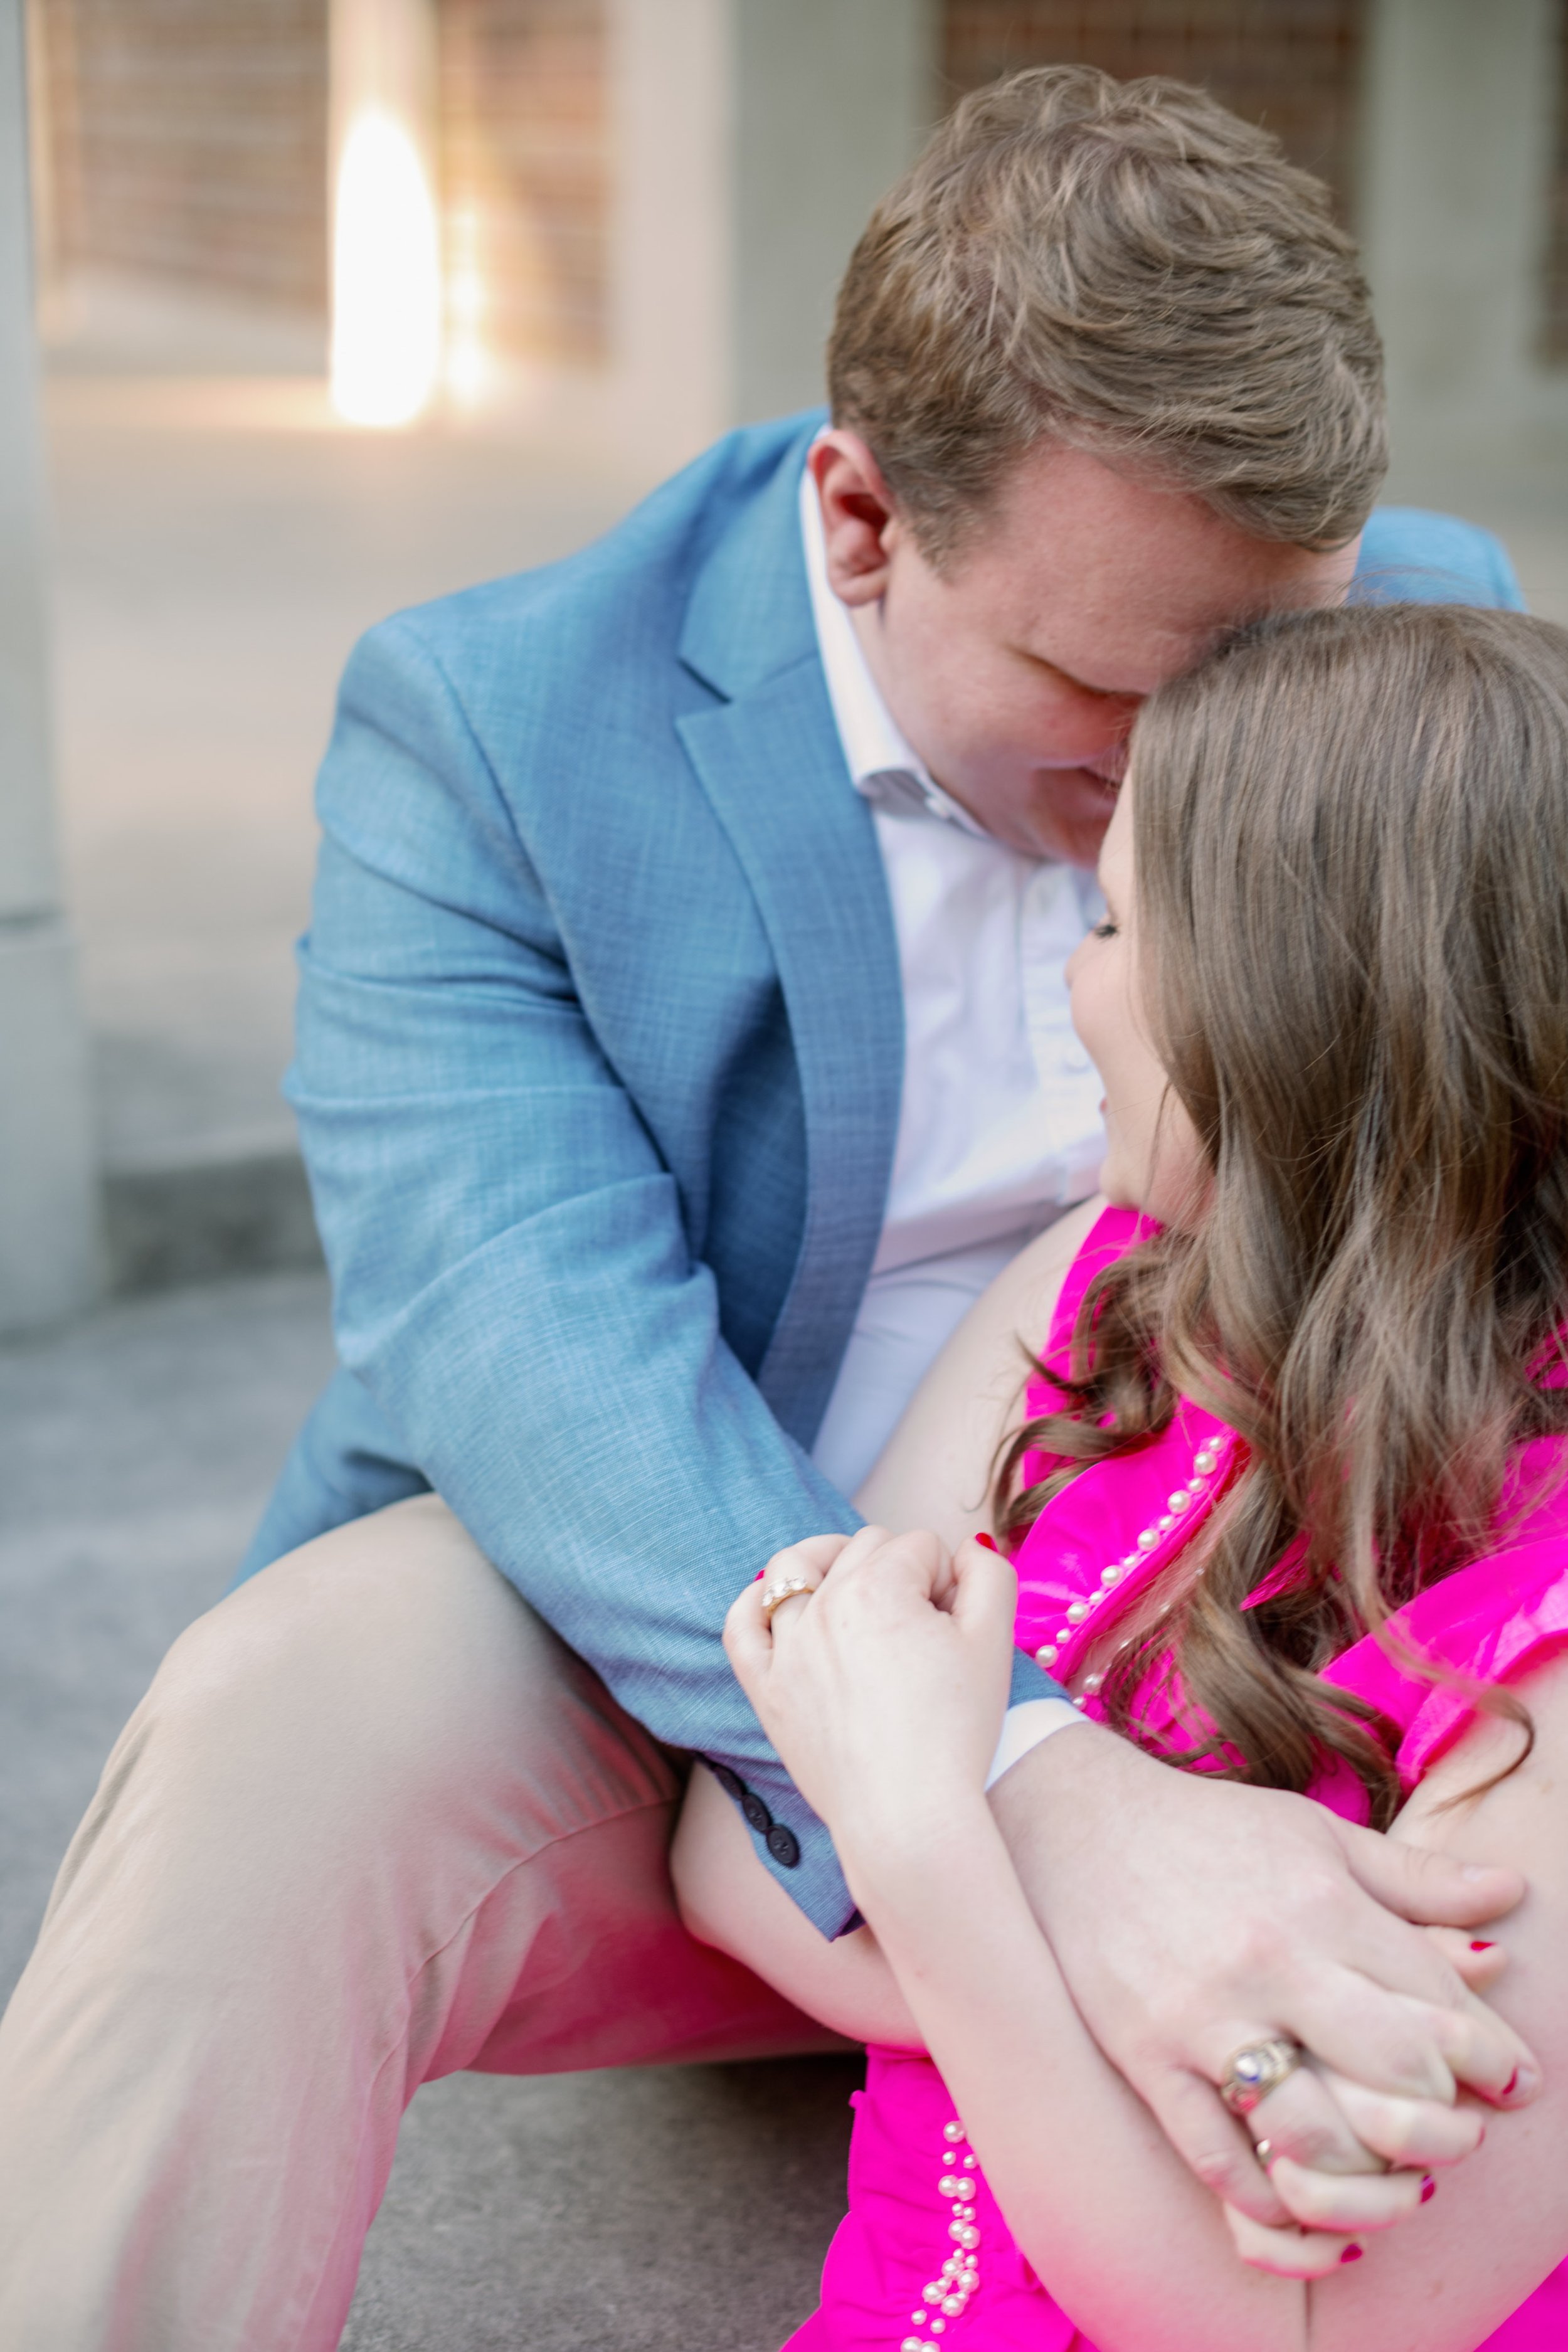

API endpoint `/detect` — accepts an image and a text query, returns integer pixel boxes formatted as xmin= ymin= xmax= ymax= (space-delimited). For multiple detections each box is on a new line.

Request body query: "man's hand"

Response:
xmin=992 ymin=1723 xmax=1539 ymax=2225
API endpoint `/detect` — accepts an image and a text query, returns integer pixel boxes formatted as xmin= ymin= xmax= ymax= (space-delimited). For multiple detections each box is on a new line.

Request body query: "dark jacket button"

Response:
xmin=741 ymin=1790 xmax=773 ymax=1834
xmin=708 ymin=1762 xmax=744 ymax=1802
xmin=765 ymin=1823 xmax=800 ymax=1868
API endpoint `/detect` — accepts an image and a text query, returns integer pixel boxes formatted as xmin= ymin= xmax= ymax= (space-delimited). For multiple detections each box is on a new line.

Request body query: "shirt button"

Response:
xmin=741 ymin=1790 xmax=773 ymax=1834
xmin=708 ymin=1762 xmax=745 ymax=1802
xmin=766 ymin=1823 xmax=801 ymax=1868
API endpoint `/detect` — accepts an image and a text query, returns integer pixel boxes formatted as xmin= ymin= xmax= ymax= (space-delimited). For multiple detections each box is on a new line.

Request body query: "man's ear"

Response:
xmin=809 ymin=430 xmax=903 ymax=608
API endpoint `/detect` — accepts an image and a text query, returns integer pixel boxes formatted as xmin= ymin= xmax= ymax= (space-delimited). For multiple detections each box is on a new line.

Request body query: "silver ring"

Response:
xmin=1219 ymin=2036 xmax=1305 ymax=2116
xmin=758 ymin=1574 xmax=814 ymax=1624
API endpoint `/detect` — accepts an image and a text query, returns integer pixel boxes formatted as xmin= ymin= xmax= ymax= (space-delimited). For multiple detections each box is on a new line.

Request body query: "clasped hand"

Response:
xmin=727 ymin=1524 xmax=1540 ymax=2275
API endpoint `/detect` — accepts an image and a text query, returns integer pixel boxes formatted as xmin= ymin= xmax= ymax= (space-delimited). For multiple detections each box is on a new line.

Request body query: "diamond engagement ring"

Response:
xmin=758 ymin=1574 xmax=815 ymax=1624
xmin=1219 ymin=2037 xmax=1306 ymax=2115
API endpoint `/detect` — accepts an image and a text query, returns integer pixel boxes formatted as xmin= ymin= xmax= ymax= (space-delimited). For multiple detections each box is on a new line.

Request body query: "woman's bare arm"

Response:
xmin=1294 ymin=1656 xmax=1568 ymax=2347
xmin=840 ymin=1650 xmax=1568 ymax=2352
xmin=855 ymin=1196 xmax=1103 ymax=1539
xmin=850 ymin=1759 xmax=1308 ymax=2351
xmin=671 ymin=1762 xmax=919 ymax=2043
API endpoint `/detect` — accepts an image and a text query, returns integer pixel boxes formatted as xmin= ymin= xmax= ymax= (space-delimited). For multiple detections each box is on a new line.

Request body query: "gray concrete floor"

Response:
xmin=0 ymin=1271 xmax=857 ymax=2349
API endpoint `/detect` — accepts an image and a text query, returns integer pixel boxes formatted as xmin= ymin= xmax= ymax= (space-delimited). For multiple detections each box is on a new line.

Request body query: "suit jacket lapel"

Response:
xmin=676 ymin=424 xmax=903 ymax=1444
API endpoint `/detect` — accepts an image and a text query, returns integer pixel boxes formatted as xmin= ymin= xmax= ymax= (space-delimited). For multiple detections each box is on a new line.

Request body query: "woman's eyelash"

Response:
xmin=1092 ymin=919 xmax=1118 ymax=940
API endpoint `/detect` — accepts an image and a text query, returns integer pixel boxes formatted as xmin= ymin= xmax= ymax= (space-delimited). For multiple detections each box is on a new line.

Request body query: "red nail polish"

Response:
xmin=1470 ymin=1939 xmax=1496 ymax=1951
xmin=1340 ymin=2245 xmax=1364 ymax=2265
xmin=1421 ymin=2176 xmax=1436 ymax=2204
xmin=975 ymin=1532 xmax=999 ymax=1552
xmin=1502 ymin=2067 xmax=1520 ymax=2099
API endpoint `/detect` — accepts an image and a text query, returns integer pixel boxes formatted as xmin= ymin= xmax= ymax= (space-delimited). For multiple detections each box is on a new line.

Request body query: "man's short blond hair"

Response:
xmin=828 ymin=65 xmax=1385 ymax=561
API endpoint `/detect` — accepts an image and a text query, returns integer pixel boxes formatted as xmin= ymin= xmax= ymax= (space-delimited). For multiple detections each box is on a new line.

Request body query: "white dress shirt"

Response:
xmin=801 ymin=466 xmax=1107 ymax=1497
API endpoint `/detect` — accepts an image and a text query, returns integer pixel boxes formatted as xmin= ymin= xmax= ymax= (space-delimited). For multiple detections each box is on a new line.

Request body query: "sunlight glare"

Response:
xmin=331 ymin=106 xmax=442 ymax=427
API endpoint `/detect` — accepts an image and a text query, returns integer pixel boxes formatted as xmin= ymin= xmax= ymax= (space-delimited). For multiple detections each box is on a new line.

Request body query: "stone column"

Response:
xmin=610 ymin=0 xmax=938 ymax=475
xmin=1357 ymin=0 xmax=1568 ymax=472
xmin=0 ymin=0 xmax=100 ymax=1333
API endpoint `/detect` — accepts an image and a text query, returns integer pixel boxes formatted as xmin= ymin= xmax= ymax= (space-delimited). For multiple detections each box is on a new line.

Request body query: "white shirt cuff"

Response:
xmin=983 ymin=1696 xmax=1089 ymax=1792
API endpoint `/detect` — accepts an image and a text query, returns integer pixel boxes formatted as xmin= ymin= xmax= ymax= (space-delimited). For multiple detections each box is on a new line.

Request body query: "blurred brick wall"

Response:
xmin=942 ymin=1 xmax=1366 ymax=220
xmin=37 ymin=0 xmax=330 ymax=310
xmin=440 ymin=0 xmax=608 ymax=366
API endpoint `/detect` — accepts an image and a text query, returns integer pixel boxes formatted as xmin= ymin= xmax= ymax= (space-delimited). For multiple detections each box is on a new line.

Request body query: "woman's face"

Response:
xmin=1067 ymin=778 xmax=1207 ymax=1225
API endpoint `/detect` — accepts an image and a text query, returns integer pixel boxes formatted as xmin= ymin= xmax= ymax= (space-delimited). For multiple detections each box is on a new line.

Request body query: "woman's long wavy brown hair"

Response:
xmin=995 ymin=604 xmax=1568 ymax=1825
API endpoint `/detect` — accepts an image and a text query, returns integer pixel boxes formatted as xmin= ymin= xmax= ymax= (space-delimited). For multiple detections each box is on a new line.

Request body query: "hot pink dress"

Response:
xmin=784 ymin=1207 xmax=1568 ymax=2352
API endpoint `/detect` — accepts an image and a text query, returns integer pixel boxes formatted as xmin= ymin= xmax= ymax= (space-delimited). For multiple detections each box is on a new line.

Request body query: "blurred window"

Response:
xmin=441 ymin=0 xmax=608 ymax=368
xmin=33 ymin=0 xmax=331 ymax=313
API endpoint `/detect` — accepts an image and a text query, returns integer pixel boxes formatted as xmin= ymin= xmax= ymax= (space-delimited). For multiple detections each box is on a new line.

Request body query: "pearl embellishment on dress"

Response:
xmin=899 ymin=2117 xmax=984 ymax=2349
xmin=1027 ymin=1433 xmax=1232 ymax=1708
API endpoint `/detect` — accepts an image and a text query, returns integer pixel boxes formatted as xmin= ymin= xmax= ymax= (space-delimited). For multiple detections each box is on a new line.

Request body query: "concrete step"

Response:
xmin=104 ymin=1145 xmax=323 ymax=1295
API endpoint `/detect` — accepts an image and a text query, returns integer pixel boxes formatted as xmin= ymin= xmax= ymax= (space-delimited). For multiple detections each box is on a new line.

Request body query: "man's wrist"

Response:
xmin=988 ymin=1715 xmax=1145 ymax=1879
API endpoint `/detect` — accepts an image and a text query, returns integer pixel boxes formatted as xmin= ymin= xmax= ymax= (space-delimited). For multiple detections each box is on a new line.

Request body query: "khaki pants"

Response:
xmin=0 ymin=1495 xmax=839 ymax=2351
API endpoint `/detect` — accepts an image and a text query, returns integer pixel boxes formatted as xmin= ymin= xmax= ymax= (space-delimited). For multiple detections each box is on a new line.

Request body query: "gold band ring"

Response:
xmin=758 ymin=1574 xmax=815 ymax=1624
xmin=1219 ymin=2037 xmax=1306 ymax=2116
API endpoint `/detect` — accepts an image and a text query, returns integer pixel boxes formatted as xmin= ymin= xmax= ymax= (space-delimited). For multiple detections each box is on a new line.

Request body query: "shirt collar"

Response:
xmin=798 ymin=456 xmax=990 ymax=839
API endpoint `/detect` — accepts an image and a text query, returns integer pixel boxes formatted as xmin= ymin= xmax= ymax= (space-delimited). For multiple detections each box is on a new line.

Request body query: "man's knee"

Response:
xmin=127 ymin=1494 xmax=671 ymax=1861
xmin=161 ymin=1493 xmax=472 ymax=1702
xmin=118 ymin=1497 xmax=529 ymax=1831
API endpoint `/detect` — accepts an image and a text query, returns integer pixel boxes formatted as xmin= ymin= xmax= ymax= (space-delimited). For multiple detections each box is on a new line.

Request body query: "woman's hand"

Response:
xmin=724 ymin=1525 xmax=1017 ymax=1869
xmin=1218 ymin=1932 xmax=1508 ymax=2270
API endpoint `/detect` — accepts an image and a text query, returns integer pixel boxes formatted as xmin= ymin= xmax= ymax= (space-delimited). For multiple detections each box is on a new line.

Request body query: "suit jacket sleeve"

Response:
xmin=286 ymin=610 xmax=1056 ymax=1937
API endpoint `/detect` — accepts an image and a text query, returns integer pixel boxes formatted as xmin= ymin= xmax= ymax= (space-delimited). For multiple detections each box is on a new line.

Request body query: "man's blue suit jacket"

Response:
xmin=243 ymin=409 xmax=1525 ymax=1936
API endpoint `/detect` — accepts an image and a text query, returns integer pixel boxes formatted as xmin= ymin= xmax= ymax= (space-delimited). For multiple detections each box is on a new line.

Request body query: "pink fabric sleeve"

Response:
xmin=1017 ymin=1206 xmax=1154 ymax=1493
xmin=1323 ymin=1530 xmax=1568 ymax=1787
